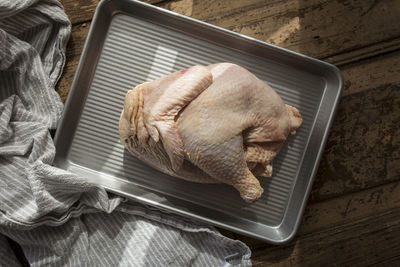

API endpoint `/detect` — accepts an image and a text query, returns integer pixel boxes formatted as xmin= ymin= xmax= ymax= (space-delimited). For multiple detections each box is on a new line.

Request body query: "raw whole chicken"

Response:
xmin=119 ymin=63 xmax=302 ymax=202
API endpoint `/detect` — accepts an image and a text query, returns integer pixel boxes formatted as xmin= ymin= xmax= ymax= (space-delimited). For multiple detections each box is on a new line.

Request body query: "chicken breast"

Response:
xmin=119 ymin=63 xmax=302 ymax=202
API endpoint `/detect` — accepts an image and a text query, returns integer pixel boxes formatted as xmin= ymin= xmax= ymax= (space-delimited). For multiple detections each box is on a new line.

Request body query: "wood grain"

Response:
xmin=311 ymin=80 xmax=400 ymax=202
xmin=59 ymin=0 xmax=165 ymax=24
xmin=60 ymin=0 xmax=400 ymax=61
xmin=341 ymin=50 xmax=400 ymax=96
xmin=300 ymin=181 xmax=400 ymax=236
xmin=251 ymin=208 xmax=400 ymax=266
xmin=56 ymin=22 xmax=90 ymax=102
xmin=325 ymin=37 xmax=400 ymax=66
xmin=159 ymin=0 xmax=400 ymax=60
xmin=59 ymin=0 xmax=100 ymax=24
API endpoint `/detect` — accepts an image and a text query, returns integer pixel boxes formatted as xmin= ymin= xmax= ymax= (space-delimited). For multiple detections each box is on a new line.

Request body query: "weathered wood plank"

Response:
xmin=236 ymin=182 xmax=400 ymax=265
xmin=57 ymin=56 xmax=79 ymax=102
xmin=341 ymin=50 xmax=400 ymax=96
xmin=59 ymin=0 xmax=166 ymax=25
xmin=300 ymin=182 xmax=400 ymax=236
xmin=251 ymin=208 xmax=400 ymax=266
xmin=61 ymin=0 xmax=400 ymax=64
xmin=325 ymin=36 xmax=400 ymax=66
xmin=56 ymin=23 xmax=90 ymax=102
xmin=65 ymin=22 xmax=90 ymax=58
xmin=159 ymin=0 xmax=400 ymax=60
xmin=291 ymin=51 xmax=400 ymax=204
xmin=59 ymin=0 xmax=99 ymax=24
xmin=310 ymin=80 xmax=400 ymax=203
xmin=159 ymin=0 xmax=267 ymax=20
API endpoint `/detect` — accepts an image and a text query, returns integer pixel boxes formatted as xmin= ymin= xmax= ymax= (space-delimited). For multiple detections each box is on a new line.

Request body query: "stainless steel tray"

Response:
xmin=54 ymin=0 xmax=343 ymax=244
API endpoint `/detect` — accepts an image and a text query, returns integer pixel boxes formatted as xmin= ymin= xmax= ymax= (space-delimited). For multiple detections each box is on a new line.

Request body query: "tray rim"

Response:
xmin=54 ymin=0 xmax=343 ymax=244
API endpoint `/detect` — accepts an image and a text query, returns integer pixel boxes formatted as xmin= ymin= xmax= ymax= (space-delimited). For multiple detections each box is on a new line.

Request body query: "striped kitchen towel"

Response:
xmin=0 ymin=0 xmax=251 ymax=266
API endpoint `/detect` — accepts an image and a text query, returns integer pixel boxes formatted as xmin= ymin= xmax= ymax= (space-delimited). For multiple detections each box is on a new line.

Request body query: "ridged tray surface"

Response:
xmin=69 ymin=13 xmax=322 ymax=226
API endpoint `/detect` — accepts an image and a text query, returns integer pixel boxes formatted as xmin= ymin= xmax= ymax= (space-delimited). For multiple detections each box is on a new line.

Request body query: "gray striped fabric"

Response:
xmin=0 ymin=235 xmax=21 ymax=267
xmin=0 ymin=1 xmax=252 ymax=266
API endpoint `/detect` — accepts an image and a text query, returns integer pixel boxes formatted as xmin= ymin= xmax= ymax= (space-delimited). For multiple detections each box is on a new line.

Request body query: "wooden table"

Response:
xmin=56 ymin=0 xmax=400 ymax=265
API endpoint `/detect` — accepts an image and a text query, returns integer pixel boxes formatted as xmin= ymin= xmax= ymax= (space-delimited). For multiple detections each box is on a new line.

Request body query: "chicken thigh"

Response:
xmin=119 ymin=63 xmax=302 ymax=202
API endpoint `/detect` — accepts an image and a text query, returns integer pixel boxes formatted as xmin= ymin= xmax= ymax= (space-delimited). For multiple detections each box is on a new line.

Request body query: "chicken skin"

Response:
xmin=119 ymin=63 xmax=302 ymax=202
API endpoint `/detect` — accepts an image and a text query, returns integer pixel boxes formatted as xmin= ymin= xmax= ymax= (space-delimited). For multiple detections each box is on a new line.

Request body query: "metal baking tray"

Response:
xmin=54 ymin=0 xmax=343 ymax=244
